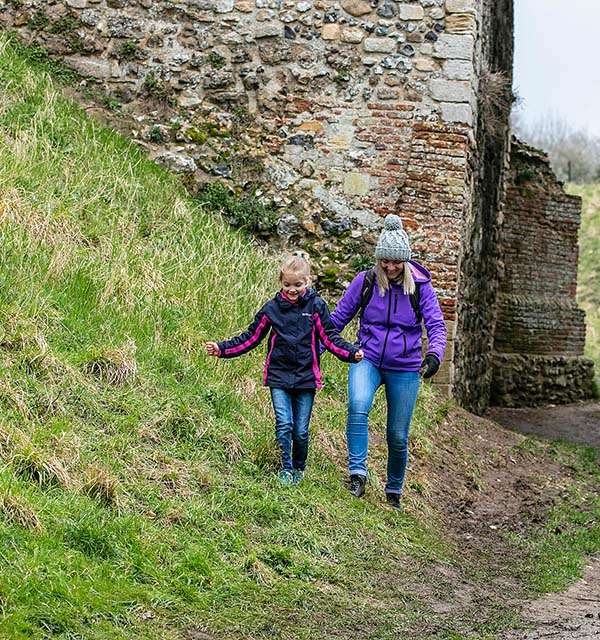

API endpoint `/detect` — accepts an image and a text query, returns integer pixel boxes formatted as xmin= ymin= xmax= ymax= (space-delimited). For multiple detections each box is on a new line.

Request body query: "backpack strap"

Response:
xmin=409 ymin=283 xmax=422 ymax=325
xmin=359 ymin=269 xmax=376 ymax=318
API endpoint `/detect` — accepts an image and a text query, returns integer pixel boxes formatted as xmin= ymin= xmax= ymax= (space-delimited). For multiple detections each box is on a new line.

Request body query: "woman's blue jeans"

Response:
xmin=270 ymin=388 xmax=315 ymax=472
xmin=347 ymin=359 xmax=420 ymax=495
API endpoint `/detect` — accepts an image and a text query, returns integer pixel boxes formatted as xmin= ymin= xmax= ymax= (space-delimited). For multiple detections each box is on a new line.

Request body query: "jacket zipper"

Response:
xmin=379 ymin=289 xmax=393 ymax=368
xmin=402 ymin=334 xmax=407 ymax=356
xmin=394 ymin=293 xmax=398 ymax=314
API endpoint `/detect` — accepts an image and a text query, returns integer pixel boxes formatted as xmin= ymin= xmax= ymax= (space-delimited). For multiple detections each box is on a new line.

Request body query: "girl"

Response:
xmin=205 ymin=253 xmax=363 ymax=485
xmin=329 ymin=214 xmax=447 ymax=509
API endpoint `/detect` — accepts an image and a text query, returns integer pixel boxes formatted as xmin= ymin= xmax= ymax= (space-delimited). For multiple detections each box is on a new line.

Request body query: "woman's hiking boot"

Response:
xmin=348 ymin=474 xmax=366 ymax=497
xmin=385 ymin=492 xmax=403 ymax=511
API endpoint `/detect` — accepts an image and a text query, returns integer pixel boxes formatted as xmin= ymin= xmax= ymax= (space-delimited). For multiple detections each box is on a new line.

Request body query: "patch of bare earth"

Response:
xmin=487 ymin=401 xmax=600 ymax=451
xmin=388 ymin=405 xmax=600 ymax=638
xmin=503 ymin=558 xmax=600 ymax=639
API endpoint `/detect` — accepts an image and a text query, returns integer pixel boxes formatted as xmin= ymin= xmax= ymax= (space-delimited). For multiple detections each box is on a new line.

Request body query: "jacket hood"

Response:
xmin=407 ymin=260 xmax=431 ymax=284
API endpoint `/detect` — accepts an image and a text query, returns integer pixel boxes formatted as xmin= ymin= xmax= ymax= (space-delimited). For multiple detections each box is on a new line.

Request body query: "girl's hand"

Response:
xmin=205 ymin=341 xmax=220 ymax=357
xmin=354 ymin=349 xmax=364 ymax=362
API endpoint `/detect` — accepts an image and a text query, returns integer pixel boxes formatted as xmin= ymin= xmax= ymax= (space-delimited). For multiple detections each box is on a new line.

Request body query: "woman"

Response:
xmin=329 ymin=214 xmax=447 ymax=509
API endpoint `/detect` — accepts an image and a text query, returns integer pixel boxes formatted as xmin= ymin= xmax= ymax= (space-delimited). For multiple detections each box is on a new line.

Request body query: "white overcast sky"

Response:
xmin=514 ymin=0 xmax=600 ymax=135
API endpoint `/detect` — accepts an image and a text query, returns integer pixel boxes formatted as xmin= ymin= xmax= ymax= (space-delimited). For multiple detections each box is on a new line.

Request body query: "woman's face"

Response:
xmin=380 ymin=259 xmax=404 ymax=281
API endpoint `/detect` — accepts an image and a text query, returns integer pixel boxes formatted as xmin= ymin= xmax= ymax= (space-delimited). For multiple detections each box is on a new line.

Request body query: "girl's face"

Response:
xmin=380 ymin=259 xmax=404 ymax=281
xmin=280 ymin=271 xmax=309 ymax=302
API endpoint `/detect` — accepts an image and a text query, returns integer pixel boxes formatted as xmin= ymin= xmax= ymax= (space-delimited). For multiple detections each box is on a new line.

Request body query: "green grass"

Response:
xmin=0 ymin=33 xmax=454 ymax=639
xmin=1 ymin=31 xmax=600 ymax=640
xmin=567 ymin=183 xmax=600 ymax=372
xmin=508 ymin=443 xmax=600 ymax=594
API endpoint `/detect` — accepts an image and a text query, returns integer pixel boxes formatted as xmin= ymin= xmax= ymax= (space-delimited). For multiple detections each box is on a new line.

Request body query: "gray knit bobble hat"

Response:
xmin=374 ymin=214 xmax=412 ymax=261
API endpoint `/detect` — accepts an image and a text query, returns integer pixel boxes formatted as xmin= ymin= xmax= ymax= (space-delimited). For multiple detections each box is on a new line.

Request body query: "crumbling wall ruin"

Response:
xmin=491 ymin=141 xmax=595 ymax=406
xmin=452 ymin=0 xmax=513 ymax=413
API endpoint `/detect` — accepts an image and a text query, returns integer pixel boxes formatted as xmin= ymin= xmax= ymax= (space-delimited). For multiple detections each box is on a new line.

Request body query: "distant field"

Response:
xmin=567 ymin=183 xmax=600 ymax=372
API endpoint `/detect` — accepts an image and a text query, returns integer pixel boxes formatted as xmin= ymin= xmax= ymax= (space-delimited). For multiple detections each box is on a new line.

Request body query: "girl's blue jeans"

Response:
xmin=346 ymin=359 xmax=420 ymax=495
xmin=270 ymin=388 xmax=315 ymax=472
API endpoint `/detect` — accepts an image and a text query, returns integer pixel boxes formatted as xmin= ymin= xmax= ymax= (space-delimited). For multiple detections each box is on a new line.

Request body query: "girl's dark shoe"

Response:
xmin=349 ymin=474 xmax=366 ymax=497
xmin=385 ymin=492 xmax=403 ymax=511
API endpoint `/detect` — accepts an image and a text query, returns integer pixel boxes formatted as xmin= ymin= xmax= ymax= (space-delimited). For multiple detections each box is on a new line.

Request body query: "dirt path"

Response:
xmin=486 ymin=402 xmax=600 ymax=639
xmin=487 ymin=402 xmax=600 ymax=451
xmin=504 ymin=559 xmax=600 ymax=639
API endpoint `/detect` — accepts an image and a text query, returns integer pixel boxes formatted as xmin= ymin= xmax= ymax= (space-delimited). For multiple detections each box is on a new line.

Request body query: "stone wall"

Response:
xmin=491 ymin=140 xmax=596 ymax=407
xmin=491 ymin=354 xmax=595 ymax=407
xmin=2 ymin=1 xmax=593 ymax=408
xmin=0 ymin=0 xmax=478 ymax=291
xmin=452 ymin=0 xmax=513 ymax=413
xmin=0 ymin=0 xmax=487 ymax=397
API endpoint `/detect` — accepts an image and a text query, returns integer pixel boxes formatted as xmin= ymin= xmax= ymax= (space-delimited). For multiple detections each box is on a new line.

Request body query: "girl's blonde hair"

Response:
xmin=374 ymin=260 xmax=415 ymax=296
xmin=280 ymin=251 xmax=311 ymax=282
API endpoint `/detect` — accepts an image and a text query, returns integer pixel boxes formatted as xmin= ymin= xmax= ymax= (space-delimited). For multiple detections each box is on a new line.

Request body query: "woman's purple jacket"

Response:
xmin=330 ymin=261 xmax=447 ymax=371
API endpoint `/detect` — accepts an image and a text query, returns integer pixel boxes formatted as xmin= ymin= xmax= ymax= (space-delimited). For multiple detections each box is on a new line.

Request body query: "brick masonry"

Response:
xmin=491 ymin=141 xmax=596 ymax=407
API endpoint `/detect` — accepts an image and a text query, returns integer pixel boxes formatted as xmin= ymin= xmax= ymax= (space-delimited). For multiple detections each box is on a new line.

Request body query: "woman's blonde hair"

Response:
xmin=374 ymin=260 xmax=415 ymax=296
xmin=280 ymin=250 xmax=311 ymax=282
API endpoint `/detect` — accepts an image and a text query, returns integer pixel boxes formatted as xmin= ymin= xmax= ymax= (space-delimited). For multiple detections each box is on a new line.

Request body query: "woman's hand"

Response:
xmin=205 ymin=341 xmax=220 ymax=357
xmin=354 ymin=349 xmax=364 ymax=362
xmin=420 ymin=354 xmax=439 ymax=379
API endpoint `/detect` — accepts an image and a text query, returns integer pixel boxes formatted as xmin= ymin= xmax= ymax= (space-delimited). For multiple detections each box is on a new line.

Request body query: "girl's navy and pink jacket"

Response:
xmin=216 ymin=289 xmax=359 ymax=390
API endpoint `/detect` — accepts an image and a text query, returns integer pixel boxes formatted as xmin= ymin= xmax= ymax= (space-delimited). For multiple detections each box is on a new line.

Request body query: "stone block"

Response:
xmin=430 ymin=79 xmax=471 ymax=102
xmin=236 ymin=0 xmax=253 ymax=11
xmin=432 ymin=34 xmax=474 ymax=60
xmin=414 ymin=57 xmax=436 ymax=72
xmin=343 ymin=172 xmax=371 ymax=195
xmin=431 ymin=382 xmax=453 ymax=397
xmin=434 ymin=361 xmax=454 ymax=385
xmin=342 ymin=0 xmax=372 ymax=16
xmin=327 ymin=122 xmax=355 ymax=148
xmin=446 ymin=0 xmax=477 ymax=14
xmin=215 ymin=0 xmax=235 ymax=12
xmin=342 ymin=27 xmax=365 ymax=43
xmin=66 ymin=0 xmax=87 ymax=7
xmin=322 ymin=23 xmax=341 ymax=40
xmin=398 ymin=4 xmax=424 ymax=20
xmin=255 ymin=24 xmax=281 ymax=38
xmin=443 ymin=59 xmax=473 ymax=80
xmin=297 ymin=120 xmax=325 ymax=133
xmin=440 ymin=101 xmax=473 ymax=125
xmin=445 ymin=320 xmax=457 ymax=340
xmin=363 ymin=37 xmax=396 ymax=53
xmin=63 ymin=56 xmax=111 ymax=79
xmin=446 ymin=13 xmax=477 ymax=34
xmin=178 ymin=90 xmax=202 ymax=107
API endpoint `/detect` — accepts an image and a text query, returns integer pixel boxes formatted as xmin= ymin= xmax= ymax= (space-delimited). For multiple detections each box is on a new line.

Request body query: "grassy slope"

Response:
xmin=567 ymin=183 xmax=600 ymax=372
xmin=0 ymin=34 xmax=599 ymax=640
xmin=0 ymin=35 xmax=456 ymax=640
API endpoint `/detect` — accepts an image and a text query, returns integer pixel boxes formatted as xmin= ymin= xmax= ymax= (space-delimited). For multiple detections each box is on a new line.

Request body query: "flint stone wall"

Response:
xmin=0 ymin=0 xmax=479 ymax=303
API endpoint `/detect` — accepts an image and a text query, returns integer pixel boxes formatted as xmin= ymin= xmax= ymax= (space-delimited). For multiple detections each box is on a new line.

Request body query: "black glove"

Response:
xmin=420 ymin=354 xmax=440 ymax=379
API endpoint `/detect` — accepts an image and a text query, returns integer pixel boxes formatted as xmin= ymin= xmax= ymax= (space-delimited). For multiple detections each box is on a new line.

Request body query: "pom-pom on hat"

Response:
xmin=374 ymin=214 xmax=412 ymax=261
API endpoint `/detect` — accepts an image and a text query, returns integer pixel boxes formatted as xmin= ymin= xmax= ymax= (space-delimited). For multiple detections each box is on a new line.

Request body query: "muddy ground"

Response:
xmin=411 ymin=401 xmax=600 ymax=639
